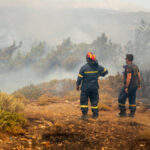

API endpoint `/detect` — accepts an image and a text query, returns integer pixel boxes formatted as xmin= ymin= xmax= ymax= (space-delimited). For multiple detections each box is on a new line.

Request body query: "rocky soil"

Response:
xmin=0 ymin=100 xmax=150 ymax=150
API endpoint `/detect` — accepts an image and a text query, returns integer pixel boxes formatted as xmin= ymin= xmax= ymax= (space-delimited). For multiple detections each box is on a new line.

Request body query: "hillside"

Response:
xmin=1 ymin=99 xmax=150 ymax=150
xmin=1 ymin=4 xmax=150 ymax=149
xmin=0 ymin=76 xmax=150 ymax=149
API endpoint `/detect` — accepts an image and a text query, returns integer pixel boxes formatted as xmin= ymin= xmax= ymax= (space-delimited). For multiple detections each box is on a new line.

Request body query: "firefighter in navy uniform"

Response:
xmin=118 ymin=54 xmax=141 ymax=117
xmin=76 ymin=52 xmax=108 ymax=120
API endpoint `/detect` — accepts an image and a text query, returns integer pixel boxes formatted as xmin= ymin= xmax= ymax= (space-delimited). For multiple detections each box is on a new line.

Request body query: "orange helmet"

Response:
xmin=86 ymin=52 xmax=96 ymax=61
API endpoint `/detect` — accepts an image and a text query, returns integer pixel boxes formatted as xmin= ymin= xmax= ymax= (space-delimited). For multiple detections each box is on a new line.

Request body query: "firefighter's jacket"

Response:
xmin=76 ymin=60 xmax=108 ymax=91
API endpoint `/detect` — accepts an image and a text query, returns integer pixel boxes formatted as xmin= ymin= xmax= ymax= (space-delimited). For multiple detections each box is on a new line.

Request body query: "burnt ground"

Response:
xmin=0 ymin=100 xmax=150 ymax=150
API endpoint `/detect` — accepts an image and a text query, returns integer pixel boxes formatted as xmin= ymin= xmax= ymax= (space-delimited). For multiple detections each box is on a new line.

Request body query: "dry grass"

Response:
xmin=98 ymin=102 xmax=111 ymax=111
xmin=24 ymin=104 xmax=54 ymax=120
xmin=64 ymin=91 xmax=80 ymax=101
xmin=37 ymin=93 xmax=63 ymax=105
xmin=138 ymin=129 xmax=150 ymax=140
xmin=0 ymin=92 xmax=25 ymax=113
xmin=100 ymin=94 xmax=115 ymax=104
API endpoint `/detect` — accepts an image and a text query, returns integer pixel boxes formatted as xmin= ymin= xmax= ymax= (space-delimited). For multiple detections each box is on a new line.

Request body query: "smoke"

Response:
xmin=1 ymin=6 xmax=150 ymax=48
xmin=0 ymin=6 xmax=150 ymax=93
xmin=0 ymin=67 xmax=78 ymax=93
xmin=1 ymin=0 xmax=149 ymax=11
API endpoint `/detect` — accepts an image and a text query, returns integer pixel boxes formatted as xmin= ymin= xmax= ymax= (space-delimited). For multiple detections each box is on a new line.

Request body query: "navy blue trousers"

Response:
xmin=80 ymin=90 xmax=99 ymax=116
xmin=118 ymin=87 xmax=137 ymax=112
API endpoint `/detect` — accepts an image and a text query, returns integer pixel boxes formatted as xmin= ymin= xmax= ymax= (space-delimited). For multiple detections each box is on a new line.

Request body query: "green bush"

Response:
xmin=0 ymin=110 xmax=27 ymax=134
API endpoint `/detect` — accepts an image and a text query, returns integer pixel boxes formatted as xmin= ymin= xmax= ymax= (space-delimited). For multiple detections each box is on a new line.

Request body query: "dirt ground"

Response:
xmin=0 ymin=100 xmax=150 ymax=150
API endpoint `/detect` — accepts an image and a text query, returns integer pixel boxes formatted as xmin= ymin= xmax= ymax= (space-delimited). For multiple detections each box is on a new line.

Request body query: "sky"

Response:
xmin=0 ymin=0 xmax=150 ymax=11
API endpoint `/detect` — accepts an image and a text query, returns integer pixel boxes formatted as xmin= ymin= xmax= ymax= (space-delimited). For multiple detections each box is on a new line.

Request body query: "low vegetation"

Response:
xmin=14 ymin=74 xmax=149 ymax=112
xmin=0 ymin=92 xmax=27 ymax=134
xmin=0 ymin=110 xmax=26 ymax=135
xmin=0 ymin=92 xmax=25 ymax=113
xmin=0 ymin=73 xmax=150 ymax=149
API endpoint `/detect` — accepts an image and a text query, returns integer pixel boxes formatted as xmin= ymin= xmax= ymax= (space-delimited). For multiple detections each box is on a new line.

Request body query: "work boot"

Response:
xmin=92 ymin=113 xmax=98 ymax=120
xmin=117 ymin=110 xmax=126 ymax=117
xmin=128 ymin=111 xmax=135 ymax=118
xmin=81 ymin=114 xmax=88 ymax=120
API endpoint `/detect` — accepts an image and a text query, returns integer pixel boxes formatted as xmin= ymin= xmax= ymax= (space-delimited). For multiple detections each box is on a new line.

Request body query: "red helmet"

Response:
xmin=86 ymin=52 xmax=96 ymax=61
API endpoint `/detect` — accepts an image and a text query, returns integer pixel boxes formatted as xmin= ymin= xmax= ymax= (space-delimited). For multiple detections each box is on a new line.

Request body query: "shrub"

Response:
xmin=107 ymin=74 xmax=123 ymax=96
xmin=138 ymin=129 xmax=150 ymax=140
xmin=0 ymin=110 xmax=27 ymax=134
xmin=13 ymin=92 xmax=29 ymax=104
xmin=40 ymin=79 xmax=76 ymax=97
xmin=14 ymin=79 xmax=76 ymax=100
xmin=14 ymin=84 xmax=43 ymax=100
xmin=0 ymin=92 xmax=25 ymax=113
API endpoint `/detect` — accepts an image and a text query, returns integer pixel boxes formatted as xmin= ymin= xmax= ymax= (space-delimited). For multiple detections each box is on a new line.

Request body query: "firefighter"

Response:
xmin=76 ymin=52 xmax=108 ymax=120
xmin=118 ymin=54 xmax=141 ymax=117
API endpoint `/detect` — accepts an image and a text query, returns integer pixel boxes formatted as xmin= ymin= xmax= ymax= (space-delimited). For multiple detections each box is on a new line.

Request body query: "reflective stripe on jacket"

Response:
xmin=76 ymin=61 xmax=108 ymax=91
